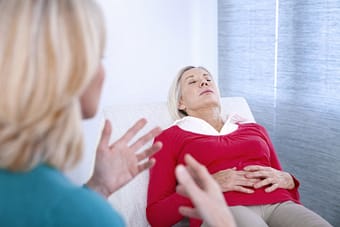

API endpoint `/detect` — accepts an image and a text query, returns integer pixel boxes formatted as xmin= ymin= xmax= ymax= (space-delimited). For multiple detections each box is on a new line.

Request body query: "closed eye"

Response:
xmin=204 ymin=75 xmax=212 ymax=82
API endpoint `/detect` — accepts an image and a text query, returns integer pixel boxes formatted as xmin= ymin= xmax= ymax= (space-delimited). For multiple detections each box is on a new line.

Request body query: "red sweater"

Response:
xmin=146 ymin=122 xmax=300 ymax=227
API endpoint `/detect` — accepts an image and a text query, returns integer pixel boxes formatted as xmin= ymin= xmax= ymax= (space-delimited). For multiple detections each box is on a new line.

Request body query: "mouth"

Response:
xmin=200 ymin=89 xmax=214 ymax=96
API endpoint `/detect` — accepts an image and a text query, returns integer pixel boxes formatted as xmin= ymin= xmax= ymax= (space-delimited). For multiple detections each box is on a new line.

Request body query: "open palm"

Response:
xmin=87 ymin=118 xmax=162 ymax=197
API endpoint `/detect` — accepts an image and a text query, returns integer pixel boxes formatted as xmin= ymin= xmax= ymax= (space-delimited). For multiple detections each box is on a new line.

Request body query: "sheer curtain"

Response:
xmin=218 ymin=1 xmax=340 ymax=225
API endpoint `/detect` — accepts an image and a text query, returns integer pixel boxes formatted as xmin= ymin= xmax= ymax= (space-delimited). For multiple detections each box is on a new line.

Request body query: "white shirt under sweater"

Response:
xmin=172 ymin=113 xmax=252 ymax=136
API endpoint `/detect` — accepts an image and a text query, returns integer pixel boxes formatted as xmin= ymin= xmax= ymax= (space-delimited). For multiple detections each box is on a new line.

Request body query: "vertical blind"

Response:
xmin=218 ymin=0 xmax=340 ymax=225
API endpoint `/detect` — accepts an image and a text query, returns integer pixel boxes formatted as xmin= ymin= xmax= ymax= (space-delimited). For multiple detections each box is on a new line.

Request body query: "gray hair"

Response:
xmin=167 ymin=66 xmax=213 ymax=120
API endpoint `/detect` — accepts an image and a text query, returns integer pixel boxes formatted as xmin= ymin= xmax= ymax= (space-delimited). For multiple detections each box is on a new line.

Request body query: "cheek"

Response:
xmin=92 ymin=67 xmax=105 ymax=107
xmin=182 ymin=86 xmax=197 ymax=98
xmin=80 ymin=66 xmax=105 ymax=119
xmin=96 ymin=65 xmax=105 ymax=89
xmin=180 ymin=90 xmax=197 ymax=108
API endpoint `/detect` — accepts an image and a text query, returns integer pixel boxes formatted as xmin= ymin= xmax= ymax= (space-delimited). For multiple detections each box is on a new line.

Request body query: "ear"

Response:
xmin=178 ymin=98 xmax=185 ymax=110
xmin=178 ymin=104 xmax=185 ymax=110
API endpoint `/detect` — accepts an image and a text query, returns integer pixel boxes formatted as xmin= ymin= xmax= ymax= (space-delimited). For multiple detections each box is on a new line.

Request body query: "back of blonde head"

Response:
xmin=0 ymin=0 xmax=105 ymax=171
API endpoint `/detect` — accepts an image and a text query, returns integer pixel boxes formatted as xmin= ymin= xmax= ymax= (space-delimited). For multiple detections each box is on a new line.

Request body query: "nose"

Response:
xmin=200 ymin=79 xmax=209 ymax=87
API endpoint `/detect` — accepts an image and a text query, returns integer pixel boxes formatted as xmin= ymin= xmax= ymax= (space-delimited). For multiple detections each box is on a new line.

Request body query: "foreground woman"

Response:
xmin=0 ymin=1 xmax=161 ymax=226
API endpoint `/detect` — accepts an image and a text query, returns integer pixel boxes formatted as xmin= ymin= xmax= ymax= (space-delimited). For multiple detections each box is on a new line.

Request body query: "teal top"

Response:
xmin=0 ymin=164 xmax=125 ymax=227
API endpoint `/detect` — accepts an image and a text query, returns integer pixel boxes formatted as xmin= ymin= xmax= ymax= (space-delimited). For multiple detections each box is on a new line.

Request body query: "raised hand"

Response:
xmin=244 ymin=165 xmax=295 ymax=192
xmin=86 ymin=118 xmax=162 ymax=197
xmin=175 ymin=154 xmax=236 ymax=227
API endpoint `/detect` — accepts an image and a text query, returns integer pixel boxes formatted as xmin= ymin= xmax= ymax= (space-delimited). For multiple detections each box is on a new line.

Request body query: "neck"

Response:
xmin=189 ymin=107 xmax=224 ymax=131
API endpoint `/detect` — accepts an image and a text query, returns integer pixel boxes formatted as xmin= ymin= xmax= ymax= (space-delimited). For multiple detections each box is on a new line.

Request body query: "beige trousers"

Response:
xmin=229 ymin=201 xmax=332 ymax=227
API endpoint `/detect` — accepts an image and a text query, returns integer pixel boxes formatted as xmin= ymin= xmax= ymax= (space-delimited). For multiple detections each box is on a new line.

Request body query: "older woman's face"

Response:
xmin=178 ymin=67 xmax=220 ymax=115
xmin=80 ymin=63 xmax=105 ymax=119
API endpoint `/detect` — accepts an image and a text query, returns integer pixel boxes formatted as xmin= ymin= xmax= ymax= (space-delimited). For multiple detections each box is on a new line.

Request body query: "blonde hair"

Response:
xmin=168 ymin=66 xmax=214 ymax=120
xmin=0 ymin=0 xmax=106 ymax=171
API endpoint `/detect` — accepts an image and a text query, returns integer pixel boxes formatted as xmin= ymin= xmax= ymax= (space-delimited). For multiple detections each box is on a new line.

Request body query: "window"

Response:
xmin=218 ymin=1 xmax=340 ymax=225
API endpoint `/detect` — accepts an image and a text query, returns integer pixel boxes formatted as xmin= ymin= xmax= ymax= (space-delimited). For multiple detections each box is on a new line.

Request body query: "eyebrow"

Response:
xmin=183 ymin=72 xmax=211 ymax=82
xmin=183 ymin=75 xmax=195 ymax=81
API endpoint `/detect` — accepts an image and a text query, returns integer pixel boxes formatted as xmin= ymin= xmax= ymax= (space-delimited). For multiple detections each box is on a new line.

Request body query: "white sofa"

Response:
xmin=103 ymin=97 xmax=255 ymax=227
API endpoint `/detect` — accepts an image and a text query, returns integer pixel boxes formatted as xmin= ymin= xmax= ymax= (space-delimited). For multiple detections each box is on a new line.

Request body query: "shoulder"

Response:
xmin=234 ymin=122 xmax=269 ymax=136
xmin=0 ymin=165 xmax=125 ymax=227
xmin=155 ymin=125 xmax=183 ymax=140
xmin=153 ymin=125 xmax=190 ymax=160
xmin=238 ymin=122 xmax=265 ymax=130
xmin=227 ymin=113 xmax=255 ymax=124
xmin=237 ymin=123 xmax=272 ymax=143
xmin=48 ymin=186 xmax=125 ymax=227
xmin=158 ymin=125 xmax=180 ymax=134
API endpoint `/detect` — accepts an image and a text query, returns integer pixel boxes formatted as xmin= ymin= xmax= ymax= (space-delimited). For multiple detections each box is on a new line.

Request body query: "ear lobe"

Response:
xmin=178 ymin=104 xmax=185 ymax=110
xmin=178 ymin=96 xmax=185 ymax=110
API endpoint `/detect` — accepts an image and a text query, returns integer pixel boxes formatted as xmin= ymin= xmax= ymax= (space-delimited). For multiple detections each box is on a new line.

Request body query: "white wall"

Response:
xmin=66 ymin=0 xmax=217 ymax=184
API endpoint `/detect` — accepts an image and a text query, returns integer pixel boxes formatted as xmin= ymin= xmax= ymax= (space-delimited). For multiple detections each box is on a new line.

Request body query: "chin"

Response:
xmin=81 ymin=109 xmax=97 ymax=119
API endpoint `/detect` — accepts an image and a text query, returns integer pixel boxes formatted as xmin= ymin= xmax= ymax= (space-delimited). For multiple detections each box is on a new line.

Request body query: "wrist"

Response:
xmin=85 ymin=177 xmax=111 ymax=198
xmin=213 ymin=208 xmax=236 ymax=227
xmin=284 ymin=172 xmax=295 ymax=189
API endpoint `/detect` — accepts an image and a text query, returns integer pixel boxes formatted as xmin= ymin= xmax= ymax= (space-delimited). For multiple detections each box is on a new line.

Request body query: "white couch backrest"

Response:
xmin=103 ymin=97 xmax=254 ymax=227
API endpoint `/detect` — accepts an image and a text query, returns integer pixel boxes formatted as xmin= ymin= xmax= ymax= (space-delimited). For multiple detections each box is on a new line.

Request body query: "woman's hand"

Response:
xmin=86 ymin=118 xmax=162 ymax=197
xmin=212 ymin=168 xmax=258 ymax=193
xmin=175 ymin=154 xmax=236 ymax=227
xmin=244 ymin=165 xmax=295 ymax=192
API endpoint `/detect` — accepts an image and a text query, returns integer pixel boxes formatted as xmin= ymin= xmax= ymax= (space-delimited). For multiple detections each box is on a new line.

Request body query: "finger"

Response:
xmin=246 ymin=170 xmax=270 ymax=179
xmin=136 ymin=141 xmax=162 ymax=161
xmin=176 ymin=185 xmax=189 ymax=197
xmin=184 ymin=154 xmax=215 ymax=189
xmin=137 ymin=158 xmax=156 ymax=173
xmin=236 ymin=170 xmax=252 ymax=175
xmin=98 ymin=119 xmax=112 ymax=150
xmin=254 ymin=178 xmax=274 ymax=189
xmin=244 ymin=165 xmax=271 ymax=172
xmin=265 ymin=183 xmax=279 ymax=193
xmin=233 ymin=171 xmax=254 ymax=180
xmin=237 ymin=178 xmax=258 ymax=187
xmin=233 ymin=186 xmax=254 ymax=194
xmin=175 ymin=165 xmax=203 ymax=202
xmin=178 ymin=206 xmax=200 ymax=219
xmin=118 ymin=118 xmax=147 ymax=142
xmin=215 ymin=167 xmax=237 ymax=175
xmin=185 ymin=163 xmax=202 ymax=187
xmin=130 ymin=127 xmax=162 ymax=151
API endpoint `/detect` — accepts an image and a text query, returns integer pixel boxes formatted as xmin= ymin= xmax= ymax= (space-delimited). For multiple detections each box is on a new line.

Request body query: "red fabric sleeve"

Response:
xmin=258 ymin=124 xmax=301 ymax=202
xmin=146 ymin=131 xmax=192 ymax=227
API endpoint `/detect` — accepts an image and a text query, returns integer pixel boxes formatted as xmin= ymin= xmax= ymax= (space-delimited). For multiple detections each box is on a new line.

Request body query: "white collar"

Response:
xmin=173 ymin=115 xmax=239 ymax=136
